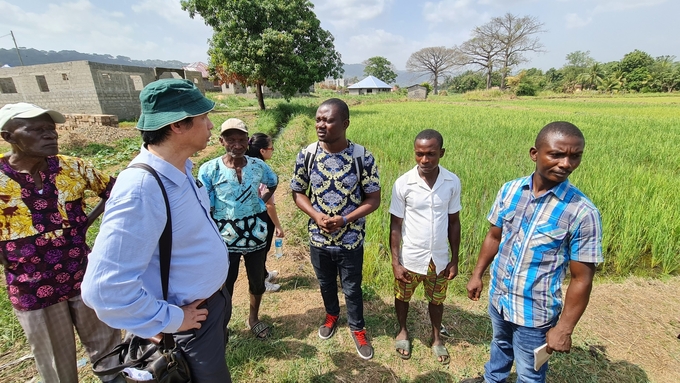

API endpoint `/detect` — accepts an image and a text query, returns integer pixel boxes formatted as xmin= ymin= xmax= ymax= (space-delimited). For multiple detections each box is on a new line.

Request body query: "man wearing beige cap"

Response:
xmin=198 ymin=118 xmax=278 ymax=340
xmin=82 ymin=79 xmax=232 ymax=382
xmin=0 ymin=103 xmax=121 ymax=382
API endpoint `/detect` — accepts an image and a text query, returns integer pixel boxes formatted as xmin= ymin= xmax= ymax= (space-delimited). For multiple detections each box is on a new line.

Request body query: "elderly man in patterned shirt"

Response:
xmin=463 ymin=121 xmax=603 ymax=383
xmin=0 ymin=103 xmax=120 ymax=383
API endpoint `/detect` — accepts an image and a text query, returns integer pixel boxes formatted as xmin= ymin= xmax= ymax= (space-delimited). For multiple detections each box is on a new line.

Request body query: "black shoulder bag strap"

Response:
xmin=127 ymin=163 xmax=177 ymax=351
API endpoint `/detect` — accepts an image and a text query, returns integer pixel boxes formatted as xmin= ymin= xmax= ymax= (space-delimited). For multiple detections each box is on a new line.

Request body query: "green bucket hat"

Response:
xmin=137 ymin=79 xmax=215 ymax=131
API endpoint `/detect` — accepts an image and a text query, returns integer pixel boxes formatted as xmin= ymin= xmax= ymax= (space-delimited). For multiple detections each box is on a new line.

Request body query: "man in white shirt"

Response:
xmin=389 ymin=129 xmax=461 ymax=365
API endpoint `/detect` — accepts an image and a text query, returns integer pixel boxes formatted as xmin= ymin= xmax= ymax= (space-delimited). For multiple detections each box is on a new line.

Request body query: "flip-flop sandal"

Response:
xmin=395 ymin=339 xmax=411 ymax=360
xmin=246 ymin=320 xmax=271 ymax=340
xmin=432 ymin=344 xmax=450 ymax=365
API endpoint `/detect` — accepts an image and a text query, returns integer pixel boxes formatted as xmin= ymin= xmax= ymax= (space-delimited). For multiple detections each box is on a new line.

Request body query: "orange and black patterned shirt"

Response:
xmin=0 ymin=154 xmax=114 ymax=311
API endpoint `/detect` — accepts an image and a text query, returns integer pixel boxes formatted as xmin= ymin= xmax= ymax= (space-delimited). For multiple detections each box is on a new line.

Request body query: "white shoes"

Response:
xmin=265 ymin=281 xmax=280 ymax=292
xmin=265 ymin=270 xmax=279 ymax=283
xmin=264 ymin=270 xmax=280 ymax=292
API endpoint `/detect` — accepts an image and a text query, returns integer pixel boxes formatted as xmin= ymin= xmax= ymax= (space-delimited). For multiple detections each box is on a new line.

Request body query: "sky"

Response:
xmin=0 ymin=0 xmax=678 ymax=73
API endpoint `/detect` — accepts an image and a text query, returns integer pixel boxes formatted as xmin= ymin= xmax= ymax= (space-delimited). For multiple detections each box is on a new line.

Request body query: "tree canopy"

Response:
xmin=181 ymin=0 xmax=343 ymax=110
xmin=362 ymin=56 xmax=397 ymax=84
xmin=406 ymin=47 xmax=459 ymax=94
xmin=455 ymin=13 xmax=545 ymax=89
xmin=492 ymin=14 xmax=545 ymax=89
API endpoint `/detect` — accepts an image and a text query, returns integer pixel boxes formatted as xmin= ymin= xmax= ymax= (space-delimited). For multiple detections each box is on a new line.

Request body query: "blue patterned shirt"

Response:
xmin=290 ymin=142 xmax=380 ymax=250
xmin=198 ymin=156 xmax=277 ymax=253
xmin=487 ymin=175 xmax=603 ymax=328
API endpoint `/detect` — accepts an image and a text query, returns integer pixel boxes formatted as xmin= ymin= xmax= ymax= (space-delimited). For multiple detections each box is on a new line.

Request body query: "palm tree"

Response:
xmin=611 ymin=70 xmax=627 ymax=93
xmin=597 ymin=77 xmax=620 ymax=94
xmin=578 ymin=63 xmax=603 ymax=90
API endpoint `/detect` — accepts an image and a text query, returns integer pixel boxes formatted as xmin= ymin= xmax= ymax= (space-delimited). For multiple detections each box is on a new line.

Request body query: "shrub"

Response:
xmin=420 ymin=82 xmax=432 ymax=96
xmin=515 ymin=82 xmax=537 ymax=96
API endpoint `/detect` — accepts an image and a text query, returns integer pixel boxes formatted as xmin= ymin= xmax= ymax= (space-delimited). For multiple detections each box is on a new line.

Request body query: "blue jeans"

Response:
xmin=484 ymin=304 xmax=556 ymax=383
xmin=309 ymin=245 xmax=365 ymax=331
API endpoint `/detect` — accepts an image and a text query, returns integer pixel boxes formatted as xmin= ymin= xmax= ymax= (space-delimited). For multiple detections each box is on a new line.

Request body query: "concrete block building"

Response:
xmin=407 ymin=84 xmax=428 ymax=99
xmin=0 ymin=61 xmax=203 ymax=120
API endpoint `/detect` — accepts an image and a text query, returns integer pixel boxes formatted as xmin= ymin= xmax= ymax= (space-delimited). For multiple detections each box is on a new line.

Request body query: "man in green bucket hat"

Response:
xmin=83 ymin=79 xmax=233 ymax=382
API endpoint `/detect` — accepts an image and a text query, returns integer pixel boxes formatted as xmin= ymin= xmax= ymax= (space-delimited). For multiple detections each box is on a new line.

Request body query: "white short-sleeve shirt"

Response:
xmin=389 ymin=165 xmax=462 ymax=275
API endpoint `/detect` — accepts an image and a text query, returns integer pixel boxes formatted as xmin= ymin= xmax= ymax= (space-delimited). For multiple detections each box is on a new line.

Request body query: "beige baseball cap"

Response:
xmin=0 ymin=103 xmax=65 ymax=131
xmin=220 ymin=118 xmax=248 ymax=134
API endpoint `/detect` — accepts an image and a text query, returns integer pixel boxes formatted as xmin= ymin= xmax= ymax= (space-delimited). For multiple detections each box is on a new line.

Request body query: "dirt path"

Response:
xmin=228 ymin=248 xmax=680 ymax=383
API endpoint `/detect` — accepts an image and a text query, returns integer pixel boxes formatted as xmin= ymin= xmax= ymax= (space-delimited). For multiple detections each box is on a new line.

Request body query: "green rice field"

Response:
xmin=336 ymin=95 xmax=680 ymax=283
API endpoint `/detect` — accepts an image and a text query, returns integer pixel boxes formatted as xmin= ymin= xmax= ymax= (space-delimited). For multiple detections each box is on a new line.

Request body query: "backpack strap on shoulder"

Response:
xmin=302 ymin=142 xmax=319 ymax=197
xmin=349 ymin=141 xmax=366 ymax=197
xmin=350 ymin=141 xmax=365 ymax=177
xmin=303 ymin=142 xmax=319 ymax=178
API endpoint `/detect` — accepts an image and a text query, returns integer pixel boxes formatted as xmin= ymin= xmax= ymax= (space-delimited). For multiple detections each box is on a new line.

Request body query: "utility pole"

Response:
xmin=10 ymin=30 xmax=24 ymax=66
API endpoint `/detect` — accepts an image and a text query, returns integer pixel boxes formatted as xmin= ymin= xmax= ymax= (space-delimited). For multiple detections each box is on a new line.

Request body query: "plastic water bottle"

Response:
xmin=274 ymin=238 xmax=283 ymax=258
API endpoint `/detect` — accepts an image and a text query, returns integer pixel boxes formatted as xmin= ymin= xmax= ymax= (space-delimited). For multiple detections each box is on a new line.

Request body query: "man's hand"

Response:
xmin=545 ymin=325 xmax=572 ymax=354
xmin=317 ymin=214 xmax=344 ymax=233
xmin=441 ymin=262 xmax=458 ymax=280
xmin=392 ymin=263 xmax=412 ymax=284
xmin=177 ymin=299 xmax=208 ymax=332
xmin=466 ymin=276 xmax=484 ymax=301
xmin=274 ymin=225 xmax=285 ymax=237
xmin=313 ymin=212 xmax=333 ymax=232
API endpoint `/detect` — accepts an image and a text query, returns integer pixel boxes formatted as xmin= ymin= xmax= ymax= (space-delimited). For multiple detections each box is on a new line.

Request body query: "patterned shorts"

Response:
xmin=394 ymin=260 xmax=449 ymax=305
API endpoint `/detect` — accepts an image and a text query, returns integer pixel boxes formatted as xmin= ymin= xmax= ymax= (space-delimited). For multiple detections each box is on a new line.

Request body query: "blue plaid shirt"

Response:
xmin=487 ymin=175 xmax=603 ymax=328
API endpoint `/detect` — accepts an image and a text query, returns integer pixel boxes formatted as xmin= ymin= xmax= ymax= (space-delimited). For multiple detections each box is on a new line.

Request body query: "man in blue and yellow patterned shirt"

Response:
xmin=291 ymin=98 xmax=380 ymax=360
xmin=464 ymin=121 xmax=603 ymax=383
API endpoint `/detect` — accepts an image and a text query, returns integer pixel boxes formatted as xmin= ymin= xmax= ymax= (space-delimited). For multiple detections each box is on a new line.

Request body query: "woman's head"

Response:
xmin=246 ymin=132 xmax=273 ymax=160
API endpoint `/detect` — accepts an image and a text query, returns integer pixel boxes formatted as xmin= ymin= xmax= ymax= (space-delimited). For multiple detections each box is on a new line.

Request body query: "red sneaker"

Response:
xmin=318 ymin=313 xmax=339 ymax=340
xmin=351 ymin=329 xmax=374 ymax=360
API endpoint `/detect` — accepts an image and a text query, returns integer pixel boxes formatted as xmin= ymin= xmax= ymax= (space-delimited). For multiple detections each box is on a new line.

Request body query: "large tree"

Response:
xmin=619 ymin=49 xmax=654 ymax=92
xmin=490 ymin=14 xmax=545 ymax=89
xmin=182 ymin=0 xmax=343 ymax=110
xmin=455 ymin=35 xmax=502 ymax=89
xmin=457 ymin=14 xmax=544 ymax=90
xmin=406 ymin=47 xmax=459 ymax=94
xmin=362 ymin=56 xmax=398 ymax=84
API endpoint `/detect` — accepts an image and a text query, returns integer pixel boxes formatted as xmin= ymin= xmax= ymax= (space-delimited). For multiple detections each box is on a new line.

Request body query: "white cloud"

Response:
xmin=0 ymin=1 xmax=134 ymax=47
xmin=349 ymin=29 xmax=406 ymax=52
xmin=563 ymin=0 xmax=665 ymax=30
xmin=591 ymin=0 xmax=666 ymax=13
xmin=313 ymin=0 xmax=392 ymax=28
xmin=422 ymin=0 xmax=485 ymax=25
xmin=477 ymin=0 xmax=537 ymax=5
xmin=131 ymin=0 xmax=195 ymax=26
xmin=0 ymin=0 xmax=213 ymax=62
xmin=342 ymin=29 xmax=417 ymax=66
xmin=565 ymin=13 xmax=592 ymax=29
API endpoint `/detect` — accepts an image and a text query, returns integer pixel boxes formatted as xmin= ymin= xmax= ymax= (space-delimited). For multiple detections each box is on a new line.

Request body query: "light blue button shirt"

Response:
xmin=487 ymin=175 xmax=602 ymax=328
xmin=82 ymin=146 xmax=229 ymax=338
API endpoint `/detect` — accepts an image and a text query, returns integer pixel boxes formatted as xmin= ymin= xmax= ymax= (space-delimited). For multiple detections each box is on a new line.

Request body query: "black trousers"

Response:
xmin=174 ymin=285 xmax=232 ymax=383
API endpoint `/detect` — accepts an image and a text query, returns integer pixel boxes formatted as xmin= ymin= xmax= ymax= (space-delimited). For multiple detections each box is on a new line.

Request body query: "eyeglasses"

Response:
xmin=264 ymin=147 xmax=274 ymax=151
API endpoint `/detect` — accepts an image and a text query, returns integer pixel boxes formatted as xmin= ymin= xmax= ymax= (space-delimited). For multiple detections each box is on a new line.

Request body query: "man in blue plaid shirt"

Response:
xmin=463 ymin=121 xmax=603 ymax=383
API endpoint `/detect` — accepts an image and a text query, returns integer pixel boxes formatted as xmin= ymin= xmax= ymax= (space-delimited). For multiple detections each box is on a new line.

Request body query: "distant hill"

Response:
xmin=0 ymin=48 xmax=428 ymax=86
xmin=0 ymin=48 xmax=187 ymax=69
xmin=341 ymin=63 xmax=426 ymax=87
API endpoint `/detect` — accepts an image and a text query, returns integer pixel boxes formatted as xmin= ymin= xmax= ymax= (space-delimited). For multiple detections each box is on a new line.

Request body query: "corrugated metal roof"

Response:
xmin=347 ymin=75 xmax=391 ymax=89
xmin=183 ymin=62 xmax=209 ymax=78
